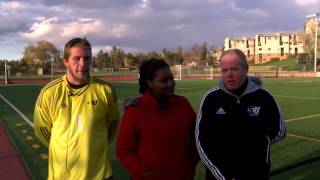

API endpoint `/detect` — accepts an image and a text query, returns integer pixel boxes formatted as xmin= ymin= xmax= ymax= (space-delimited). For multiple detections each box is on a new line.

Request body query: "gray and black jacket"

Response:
xmin=196 ymin=76 xmax=286 ymax=180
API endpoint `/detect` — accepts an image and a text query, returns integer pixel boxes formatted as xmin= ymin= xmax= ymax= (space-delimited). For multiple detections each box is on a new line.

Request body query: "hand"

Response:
xmin=123 ymin=96 xmax=139 ymax=109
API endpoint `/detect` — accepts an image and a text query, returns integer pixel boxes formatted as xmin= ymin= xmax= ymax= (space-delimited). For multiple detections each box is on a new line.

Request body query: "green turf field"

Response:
xmin=1 ymin=78 xmax=320 ymax=180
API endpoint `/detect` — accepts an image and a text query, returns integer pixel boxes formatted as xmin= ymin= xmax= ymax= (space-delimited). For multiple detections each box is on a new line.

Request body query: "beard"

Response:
xmin=67 ymin=68 xmax=90 ymax=85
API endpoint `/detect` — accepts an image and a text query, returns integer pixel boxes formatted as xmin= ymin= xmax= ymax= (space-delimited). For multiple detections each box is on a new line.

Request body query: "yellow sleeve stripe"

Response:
xmin=40 ymin=127 xmax=50 ymax=142
xmin=41 ymin=76 xmax=64 ymax=92
xmin=93 ymin=77 xmax=110 ymax=85
xmin=37 ymin=77 xmax=64 ymax=107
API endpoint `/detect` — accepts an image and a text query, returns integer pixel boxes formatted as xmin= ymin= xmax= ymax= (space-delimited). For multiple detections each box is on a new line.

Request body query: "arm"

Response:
xmin=106 ymin=89 xmax=120 ymax=143
xmin=183 ymin=97 xmax=200 ymax=165
xmin=195 ymin=93 xmax=225 ymax=180
xmin=116 ymin=108 xmax=153 ymax=177
xmin=33 ymin=91 xmax=52 ymax=147
xmin=265 ymin=94 xmax=286 ymax=144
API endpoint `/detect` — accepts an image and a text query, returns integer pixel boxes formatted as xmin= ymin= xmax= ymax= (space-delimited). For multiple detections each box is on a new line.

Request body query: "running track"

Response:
xmin=0 ymin=122 xmax=29 ymax=179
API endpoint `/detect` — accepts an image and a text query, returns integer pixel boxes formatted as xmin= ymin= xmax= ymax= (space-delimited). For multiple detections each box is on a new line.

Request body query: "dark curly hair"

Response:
xmin=139 ymin=58 xmax=169 ymax=94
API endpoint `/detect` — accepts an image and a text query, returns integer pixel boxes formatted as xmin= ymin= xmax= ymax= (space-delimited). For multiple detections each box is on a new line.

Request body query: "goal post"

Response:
xmin=172 ymin=65 xmax=182 ymax=80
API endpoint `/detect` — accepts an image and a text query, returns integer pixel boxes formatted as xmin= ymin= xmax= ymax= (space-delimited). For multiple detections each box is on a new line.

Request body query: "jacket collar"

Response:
xmin=219 ymin=76 xmax=261 ymax=98
xmin=64 ymin=75 xmax=91 ymax=96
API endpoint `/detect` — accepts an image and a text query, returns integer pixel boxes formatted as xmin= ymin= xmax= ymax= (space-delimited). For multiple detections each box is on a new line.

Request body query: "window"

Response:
xmin=281 ymin=48 xmax=284 ymax=56
xmin=259 ymin=54 xmax=262 ymax=62
xmin=268 ymin=48 xmax=271 ymax=51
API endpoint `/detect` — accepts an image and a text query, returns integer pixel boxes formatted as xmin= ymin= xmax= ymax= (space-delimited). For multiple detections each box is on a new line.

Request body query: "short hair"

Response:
xmin=138 ymin=58 xmax=169 ymax=94
xmin=64 ymin=37 xmax=91 ymax=59
xmin=220 ymin=49 xmax=248 ymax=67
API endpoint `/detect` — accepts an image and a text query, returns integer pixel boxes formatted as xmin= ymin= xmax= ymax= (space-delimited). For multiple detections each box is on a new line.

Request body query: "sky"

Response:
xmin=0 ymin=0 xmax=319 ymax=60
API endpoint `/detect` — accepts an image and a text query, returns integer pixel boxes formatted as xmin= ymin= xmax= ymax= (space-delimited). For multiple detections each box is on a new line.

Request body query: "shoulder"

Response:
xmin=253 ymin=88 xmax=275 ymax=99
xmin=92 ymin=77 xmax=114 ymax=89
xmin=172 ymin=95 xmax=195 ymax=114
xmin=41 ymin=76 xmax=64 ymax=93
xmin=92 ymin=77 xmax=117 ymax=97
xmin=202 ymin=86 xmax=221 ymax=100
xmin=172 ymin=95 xmax=191 ymax=105
xmin=39 ymin=76 xmax=65 ymax=97
xmin=36 ymin=76 xmax=64 ymax=106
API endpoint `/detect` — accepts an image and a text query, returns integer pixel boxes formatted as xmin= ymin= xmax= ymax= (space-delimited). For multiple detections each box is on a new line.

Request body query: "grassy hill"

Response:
xmin=249 ymin=57 xmax=312 ymax=71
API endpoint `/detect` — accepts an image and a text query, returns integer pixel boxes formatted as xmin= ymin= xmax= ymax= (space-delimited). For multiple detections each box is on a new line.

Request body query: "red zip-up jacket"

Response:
xmin=116 ymin=91 xmax=199 ymax=180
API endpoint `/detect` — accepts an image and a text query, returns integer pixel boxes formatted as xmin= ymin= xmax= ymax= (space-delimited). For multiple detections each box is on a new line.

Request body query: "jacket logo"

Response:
xmin=248 ymin=106 xmax=261 ymax=116
xmin=60 ymin=102 xmax=67 ymax=108
xmin=216 ymin=107 xmax=226 ymax=114
xmin=87 ymin=100 xmax=98 ymax=105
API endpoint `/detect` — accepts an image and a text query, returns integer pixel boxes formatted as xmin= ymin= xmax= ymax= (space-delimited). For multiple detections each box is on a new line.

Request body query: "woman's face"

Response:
xmin=147 ymin=67 xmax=175 ymax=98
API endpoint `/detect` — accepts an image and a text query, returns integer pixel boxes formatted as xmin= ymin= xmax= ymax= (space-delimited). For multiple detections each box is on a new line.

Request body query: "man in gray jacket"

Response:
xmin=196 ymin=49 xmax=286 ymax=180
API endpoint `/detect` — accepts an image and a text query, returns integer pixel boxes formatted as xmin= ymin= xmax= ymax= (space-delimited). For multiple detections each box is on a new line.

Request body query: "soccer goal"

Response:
xmin=171 ymin=65 xmax=182 ymax=80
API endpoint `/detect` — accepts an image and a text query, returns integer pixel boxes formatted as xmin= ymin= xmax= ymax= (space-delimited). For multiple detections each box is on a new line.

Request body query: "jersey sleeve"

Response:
xmin=106 ymin=87 xmax=120 ymax=143
xmin=195 ymin=92 xmax=225 ymax=179
xmin=33 ymin=90 xmax=52 ymax=147
xmin=265 ymin=93 xmax=286 ymax=144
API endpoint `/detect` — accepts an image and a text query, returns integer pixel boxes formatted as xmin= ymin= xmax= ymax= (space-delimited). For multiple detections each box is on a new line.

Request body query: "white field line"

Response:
xmin=0 ymin=94 xmax=34 ymax=128
xmin=286 ymin=114 xmax=320 ymax=122
xmin=274 ymin=94 xmax=320 ymax=100
xmin=287 ymin=133 xmax=320 ymax=143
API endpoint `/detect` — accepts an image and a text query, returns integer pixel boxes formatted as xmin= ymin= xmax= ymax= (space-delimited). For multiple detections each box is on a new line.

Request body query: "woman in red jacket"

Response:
xmin=116 ymin=58 xmax=199 ymax=180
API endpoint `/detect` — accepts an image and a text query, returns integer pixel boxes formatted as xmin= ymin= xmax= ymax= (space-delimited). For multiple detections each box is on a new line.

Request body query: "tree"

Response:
xmin=173 ymin=46 xmax=184 ymax=65
xmin=94 ymin=50 xmax=109 ymax=70
xmin=123 ymin=53 xmax=137 ymax=68
xmin=160 ymin=48 xmax=184 ymax=66
xmin=146 ymin=51 xmax=160 ymax=59
xmin=109 ymin=46 xmax=125 ymax=69
xmin=200 ymin=42 xmax=208 ymax=65
xmin=304 ymin=21 xmax=320 ymax=68
xmin=22 ymin=40 xmax=60 ymax=74
xmin=191 ymin=43 xmax=201 ymax=64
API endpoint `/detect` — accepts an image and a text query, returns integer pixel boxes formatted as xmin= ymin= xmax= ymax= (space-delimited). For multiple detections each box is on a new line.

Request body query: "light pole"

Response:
xmin=306 ymin=13 xmax=320 ymax=72
xmin=51 ymin=56 xmax=54 ymax=80
xmin=4 ymin=60 xmax=7 ymax=85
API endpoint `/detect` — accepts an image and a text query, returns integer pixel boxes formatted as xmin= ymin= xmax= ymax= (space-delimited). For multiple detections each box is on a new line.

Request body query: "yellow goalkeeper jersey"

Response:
xmin=34 ymin=75 xmax=120 ymax=180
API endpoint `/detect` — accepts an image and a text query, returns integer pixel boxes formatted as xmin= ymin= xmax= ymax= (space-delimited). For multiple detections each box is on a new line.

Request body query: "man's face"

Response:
xmin=147 ymin=67 xmax=175 ymax=98
xmin=64 ymin=47 xmax=92 ymax=85
xmin=220 ymin=53 xmax=248 ymax=91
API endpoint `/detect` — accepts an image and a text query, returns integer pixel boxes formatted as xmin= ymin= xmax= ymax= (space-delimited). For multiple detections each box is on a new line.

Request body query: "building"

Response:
xmin=224 ymin=37 xmax=255 ymax=62
xmin=224 ymin=32 xmax=305 ymax=64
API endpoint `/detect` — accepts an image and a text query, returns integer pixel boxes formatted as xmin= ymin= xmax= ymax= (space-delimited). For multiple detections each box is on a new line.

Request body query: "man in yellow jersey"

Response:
xmin=34 ymin=37 xmax=120 ymax=180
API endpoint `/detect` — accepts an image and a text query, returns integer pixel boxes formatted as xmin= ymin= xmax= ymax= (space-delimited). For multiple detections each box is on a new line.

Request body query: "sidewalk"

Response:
xmin=0 ymin=122 xmax=29 ymax=180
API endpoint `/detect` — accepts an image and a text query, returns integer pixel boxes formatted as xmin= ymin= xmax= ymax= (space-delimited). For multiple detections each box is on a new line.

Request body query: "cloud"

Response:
xmin=22 ymin=17 xmax=59 ymax=38
xmin=0 ymin=0 xmax=317 ymax=60
xmin=230 ymin=1 xmax=269 ymax=18
xmin=20 ymin=16 xmax=131 ymax=51
xmin=295 ymin=0 xmax=319 ymax=6
xmin=0 ymin=1 xmax=25 ymax=10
